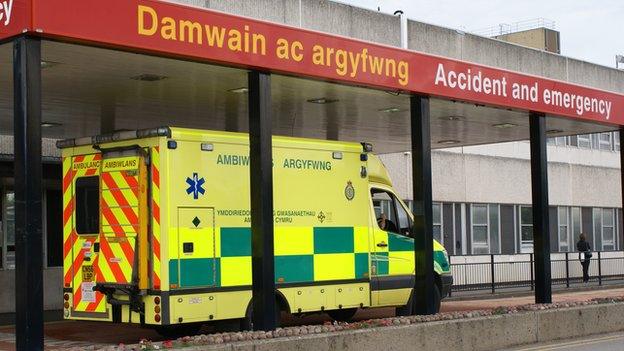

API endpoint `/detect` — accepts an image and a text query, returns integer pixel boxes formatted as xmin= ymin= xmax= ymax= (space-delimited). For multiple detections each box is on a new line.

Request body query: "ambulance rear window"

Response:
xmin=75 ymin=176 xmax=99 ymax=234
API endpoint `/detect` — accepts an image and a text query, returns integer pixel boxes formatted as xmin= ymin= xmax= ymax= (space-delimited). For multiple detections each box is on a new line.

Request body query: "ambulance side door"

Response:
xmin=369 ymin=187 xmax=415 ymax=307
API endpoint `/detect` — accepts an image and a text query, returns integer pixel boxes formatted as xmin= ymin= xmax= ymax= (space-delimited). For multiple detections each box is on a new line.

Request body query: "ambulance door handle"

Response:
xmin=376 ymin=242 xmax=388 ymax=248
xmin=183 ymin=242 xmax=194 ymax=254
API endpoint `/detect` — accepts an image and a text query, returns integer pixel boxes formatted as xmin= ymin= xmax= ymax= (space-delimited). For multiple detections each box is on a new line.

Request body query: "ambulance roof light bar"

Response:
xmin=56 ymin=126 xmax=171 ymax=149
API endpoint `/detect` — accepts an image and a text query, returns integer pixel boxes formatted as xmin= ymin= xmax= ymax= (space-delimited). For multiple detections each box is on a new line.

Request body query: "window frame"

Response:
xmin=432 ymin=202 xmax=443 ymax=246
xmin=601 ymin=208 xmax=615 ymax=251
xmin=577 ymin=134 xmax=591 ymax=148
xmin=599 ymin=132 xmax=613 ymax=151
xmin=75 ymin=176 xmax=101 ymax=235
xmin=470 ymin=203 xmax=490 ymax=254
xmin=519 ymin=205 xmax=534 ymax=253
xmin=557 ymin=206 xmax=569 ymax=252
xmin=571 ymin=206 xmax=582 ymax=250
xmin=1 ymin=188 xmax=15 ymax=270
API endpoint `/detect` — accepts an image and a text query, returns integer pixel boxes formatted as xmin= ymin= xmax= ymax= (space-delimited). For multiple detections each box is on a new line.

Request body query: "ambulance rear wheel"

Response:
xmin=327 ymin=308 xmax=357 ymax=322
xmin=155 ymin=323 xmax=202 ymax=339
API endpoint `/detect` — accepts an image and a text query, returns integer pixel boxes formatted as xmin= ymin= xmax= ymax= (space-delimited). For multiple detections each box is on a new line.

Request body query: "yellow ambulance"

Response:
xmin=59 ymin=127 xmax=452 ymax=336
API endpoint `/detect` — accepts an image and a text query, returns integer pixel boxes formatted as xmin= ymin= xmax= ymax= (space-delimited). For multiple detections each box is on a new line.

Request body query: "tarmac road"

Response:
xmin=505 ymin=332 xmax=624 ymax=351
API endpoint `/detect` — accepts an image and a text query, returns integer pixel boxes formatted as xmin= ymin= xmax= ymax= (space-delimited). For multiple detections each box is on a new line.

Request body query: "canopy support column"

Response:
xmin=13 ymin=36 xmax=44 ymax=351
xmin=411 ymin=94 xmax=436 ymax=315
xmin=248 ymin=71 xmax=276 ymax=330
xmin=529 ymin=112 xmax=552 ymax=304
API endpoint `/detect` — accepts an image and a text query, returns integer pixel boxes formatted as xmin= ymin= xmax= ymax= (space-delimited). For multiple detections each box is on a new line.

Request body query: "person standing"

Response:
xmin=576 ymin=233 xmax=592 ymax=283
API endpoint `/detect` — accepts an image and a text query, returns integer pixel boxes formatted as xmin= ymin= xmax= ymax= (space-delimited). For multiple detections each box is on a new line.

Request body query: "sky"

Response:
xmin=340 ymin=0 xmax=624 ymax=68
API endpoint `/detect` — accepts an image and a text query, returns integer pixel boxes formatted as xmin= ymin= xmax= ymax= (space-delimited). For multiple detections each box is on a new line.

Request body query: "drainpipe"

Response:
xmin=394 ymin=10 xmax=408 ymax=49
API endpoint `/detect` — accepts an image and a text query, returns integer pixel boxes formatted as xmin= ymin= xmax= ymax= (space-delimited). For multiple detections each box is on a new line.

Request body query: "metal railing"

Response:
xmin=449 ymin=251 xmax=624 ymax=295
xmin=471 ymin=18 xmax=556 ymax=38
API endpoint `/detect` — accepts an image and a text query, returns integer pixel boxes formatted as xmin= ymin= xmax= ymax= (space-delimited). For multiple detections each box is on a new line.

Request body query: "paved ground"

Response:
xmin=505 ymin=332 xmax=624 ymax=351
xmin=0 ymin=287 xmax=623 ymax=350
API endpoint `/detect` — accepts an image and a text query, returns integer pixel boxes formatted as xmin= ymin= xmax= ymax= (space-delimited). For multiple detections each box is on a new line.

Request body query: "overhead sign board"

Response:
xmin=3 ymin=0 xmax=624 ymax=125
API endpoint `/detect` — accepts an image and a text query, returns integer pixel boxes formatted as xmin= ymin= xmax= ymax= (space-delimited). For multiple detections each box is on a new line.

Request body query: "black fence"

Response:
xmin=449 ymin=251 xmax=624 ymax=295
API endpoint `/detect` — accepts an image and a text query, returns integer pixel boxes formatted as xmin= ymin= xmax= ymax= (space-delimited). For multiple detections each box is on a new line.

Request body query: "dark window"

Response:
xmin=371 ymin=189 xmax=413 ymax=237
xmin=75 ymin=176 xmax=99 ymax=234
xmin=46 ymin=189 xmax=63 ymax=267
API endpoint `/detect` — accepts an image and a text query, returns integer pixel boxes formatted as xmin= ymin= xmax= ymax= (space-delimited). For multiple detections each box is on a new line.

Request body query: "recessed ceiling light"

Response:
xmin=492 ymin=123 xmax=518 ymax=129
xmin=440 ymin=116 xmax=464 ymax=121
xmin=40 ymin=60 xmax=60 ymax=69
xmin=41 ymin=121 xmax=62 ymax=128
xmin=307 ymin=98 xmax=338 ymax=104
xmin=228 ymin=87 xmax=249 ymax=94
xmin=546 ymin=129 xmax=564 ymax=134
xmin=130 ymin=74 xmax=168 ymax=82
xmin=378 ymin=107 xmax=402 ymax=113
xmin=438 ymin=139 xmax=460 ymax=145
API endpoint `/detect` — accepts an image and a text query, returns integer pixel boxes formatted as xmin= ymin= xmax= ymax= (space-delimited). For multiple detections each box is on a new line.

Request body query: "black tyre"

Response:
xmin=433 ymin=284 xmax=442 ymax=313
xmin=327 ymin=308 xmax=358 ymax=322
xmin=395 ymin=294 xmax=413 ymax=317
xmin=395 ymin=285 xmax=442 ymax=316
xmin=155 ymin=323 xmax=202 ymax=339
xmin=240 ymin=301 xmax=281 ymax=331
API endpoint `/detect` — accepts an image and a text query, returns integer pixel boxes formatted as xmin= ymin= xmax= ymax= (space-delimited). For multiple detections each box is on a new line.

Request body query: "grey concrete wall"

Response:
xmin=407 ymin=21 xmax=624 ymax=94
xmin=0 ymin=135 xmax=60 ymax=158
xmin=175 ymin=302 xmax=624 ymax=351
xmin=380 ymin=148 xmax=622 ymax=208
xmin=173 ymin=1 xmax=624 ymax=94
xmin=0 ymin=268 xmax=62 ymax=313
xmin=175 ymin=0 xmax=401 ymax=47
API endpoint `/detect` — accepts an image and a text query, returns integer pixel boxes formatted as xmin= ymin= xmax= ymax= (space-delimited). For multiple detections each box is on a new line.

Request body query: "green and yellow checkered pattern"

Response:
xmin=169 ymin=226 xmax=370 ymax=288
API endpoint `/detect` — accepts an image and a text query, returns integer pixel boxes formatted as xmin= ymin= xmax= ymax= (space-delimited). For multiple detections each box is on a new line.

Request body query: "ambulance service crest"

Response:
xmin=344 ymin=180 xmax=355 ymax=201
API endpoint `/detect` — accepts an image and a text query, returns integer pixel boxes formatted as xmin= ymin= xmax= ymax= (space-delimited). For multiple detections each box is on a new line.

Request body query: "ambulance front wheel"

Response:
xmin=327 ymin=308 xmax=358 ymax=322
xmin=240 ymin=301 xmax=281 ymax=331
xmin=396 ymin=284 xmax=441 ymax=316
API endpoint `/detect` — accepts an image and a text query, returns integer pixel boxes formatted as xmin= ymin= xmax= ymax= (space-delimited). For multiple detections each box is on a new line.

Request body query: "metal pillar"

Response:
xmin=248 ymin=71 xmax=276 ymax=330
xmin=13 ymin=36 xmax=44 ymax=351
xmin=410 ymin=94 xmax=436 ymax=315
xmin=529 ymin=112 xmax=552 ymax=304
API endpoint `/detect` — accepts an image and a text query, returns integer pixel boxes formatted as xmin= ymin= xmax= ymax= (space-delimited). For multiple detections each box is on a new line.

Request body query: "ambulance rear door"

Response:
xmin=94 ymin=147 xmax=149 ymax=291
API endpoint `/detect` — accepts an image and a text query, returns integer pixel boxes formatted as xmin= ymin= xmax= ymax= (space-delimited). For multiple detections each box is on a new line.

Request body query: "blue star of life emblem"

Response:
xmin=186 ymin=173 xmax=206 ymax=199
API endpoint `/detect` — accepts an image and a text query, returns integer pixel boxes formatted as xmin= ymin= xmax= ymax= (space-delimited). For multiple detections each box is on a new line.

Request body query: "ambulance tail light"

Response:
xmin=63 ymin=293 xmax=70 ymax=301
xmin=155 ymin=314 xmax=161 ymax=323
xmin=154 ymin=296 xmax=161 ymax=305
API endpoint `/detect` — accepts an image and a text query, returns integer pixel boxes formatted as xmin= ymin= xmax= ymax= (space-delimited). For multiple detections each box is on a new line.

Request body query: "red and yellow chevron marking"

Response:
xmin=97 ymin=169 xmax=140 ymax=285
xmin=151 ymin=147 xmax=162 ymax=289
xmin=62 ymin=153 xmax=107 ymax=313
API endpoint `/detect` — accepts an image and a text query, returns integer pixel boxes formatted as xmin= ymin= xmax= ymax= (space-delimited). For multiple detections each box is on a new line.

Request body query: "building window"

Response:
xmin=1 ymin=190 xmax=15 ymax=270
xmin=433 ymin=203 xmax=442 ymax=244
xmin=75 ymin=176 xmax=100 ymax=234
xmin=558 ymin=207 xmax=569 ymax=252
xmin=519 ymin=206 xmax=533 ymax=253
xmin=571 ymin=207 xmax=582 ymax=248
xmin=615 ymin=131 xmax=620 ymax=151
xmin=601 ymin=208 xmax=615 ymax=251
xmin=599 ymin=132 xmax=613 ymax=151
xmin=471 ymin=204 xmax=500 ymax=254
xmin=577 ymin=134 xmax=591 ymax=148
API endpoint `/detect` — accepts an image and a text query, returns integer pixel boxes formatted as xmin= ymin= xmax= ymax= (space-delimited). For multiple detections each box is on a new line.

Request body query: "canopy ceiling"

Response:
xmin=0 ymin=41 xmax=616 ymax=153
